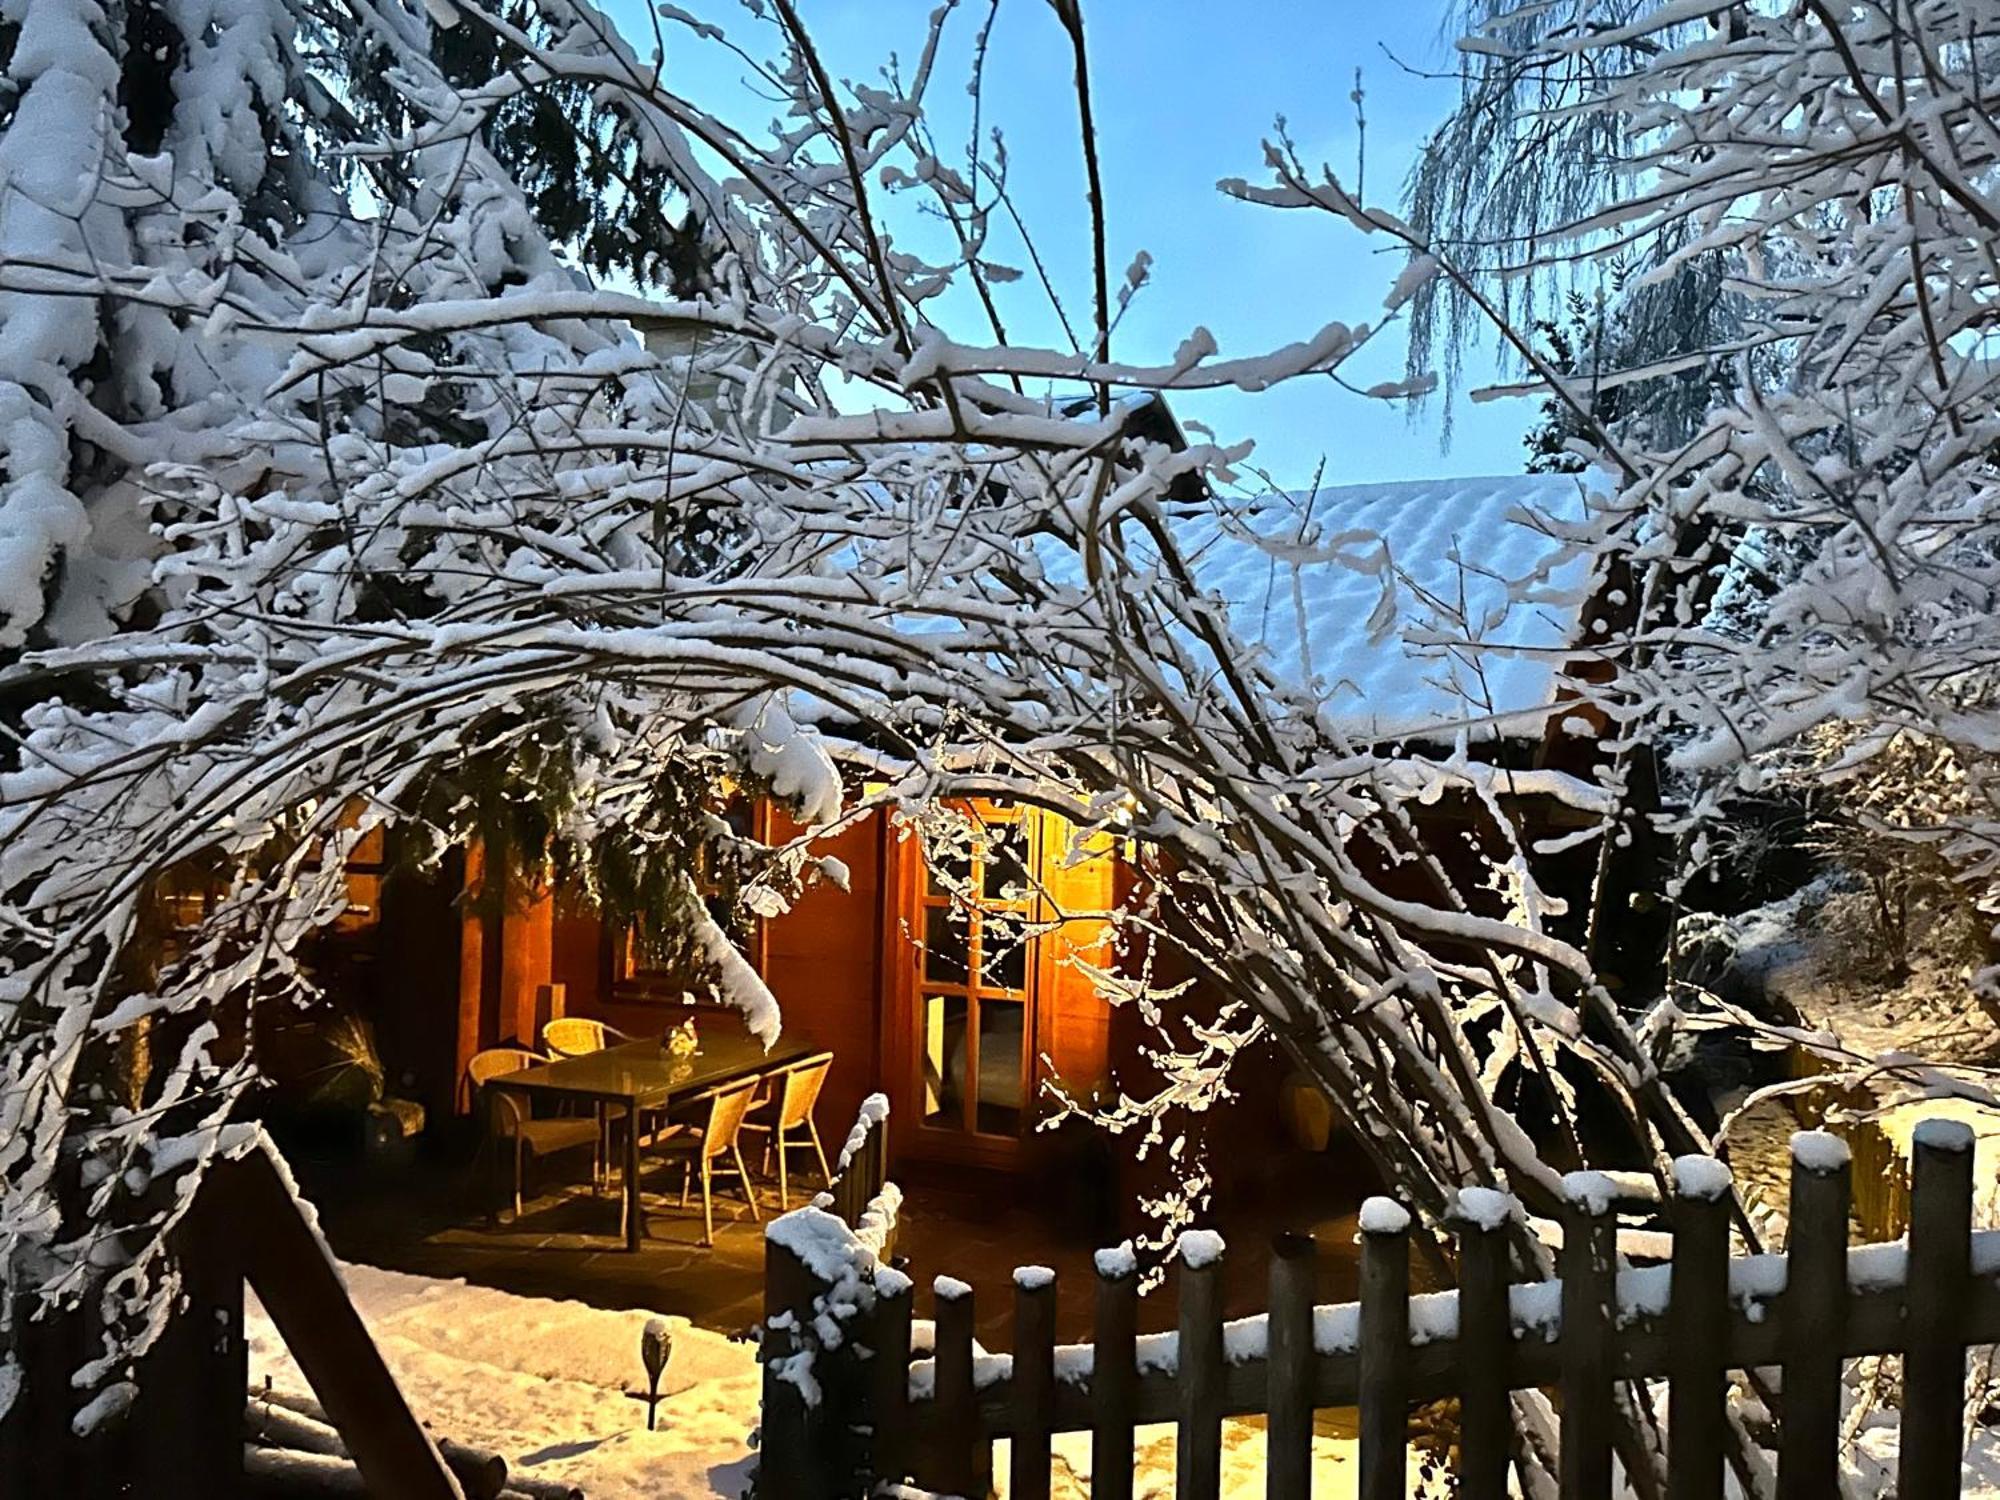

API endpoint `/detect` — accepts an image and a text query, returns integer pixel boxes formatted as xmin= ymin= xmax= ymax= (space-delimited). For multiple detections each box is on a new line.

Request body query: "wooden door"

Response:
xmin=885 ymin=804 xmax=1039 ymax=1168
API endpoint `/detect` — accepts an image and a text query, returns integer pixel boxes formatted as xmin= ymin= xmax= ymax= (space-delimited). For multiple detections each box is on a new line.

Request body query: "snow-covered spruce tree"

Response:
xmin=0 ymin=0 xmax=832 ymax=1426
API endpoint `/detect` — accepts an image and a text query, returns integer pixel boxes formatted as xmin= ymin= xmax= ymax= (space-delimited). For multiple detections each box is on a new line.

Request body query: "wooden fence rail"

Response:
xmin=762 ymin=1120 xmax=2000 ymax=1500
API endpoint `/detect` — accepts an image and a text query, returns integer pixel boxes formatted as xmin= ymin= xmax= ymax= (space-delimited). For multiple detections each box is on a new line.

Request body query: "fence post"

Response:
xmin=866 ymin=1267 xmax=913 ymax=1488
xmin=761 ymin=1235 xmax=822 ymax=1500
xmin=1358 ymin=1198 xmax=1411 ymax=1500
xmin=1899 ymin=1119 xmax=1974 ymax=1500
xmin=1666 ymin=1157 xmax=1732 ymax=1500
xmin=153 ymin=1172 xmax=247 ymax=1497
xmin=932 ymin=1276 xmax=990 ymax=1499
xmin=1265 ymin=1232 xmax=1316 ymax=1500
xmin=1780 ymin=1132 xmax=1850 ymax=1499
xmin=1010 ymin=1267 xmax=1056 ymax=1500
xmin=832 ymin=1101 xmax=888 ymax=1232
xmin=1 ymin=1264 xmax=104 ymax=1493
xmin=1559 ymin=1173 xmax=1617 ymax=1500
xmin=1451 ymin=1191 xmax=1514 ymax=1500
xmin=1091 ymin=1245 xmax=1138 ymax=1500
xmin=1176 ymin=1231 xmax=1226 ymax=1500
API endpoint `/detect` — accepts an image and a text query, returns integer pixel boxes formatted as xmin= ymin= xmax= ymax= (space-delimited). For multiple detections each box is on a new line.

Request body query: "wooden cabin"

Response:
xmin=302 ymin=472 xmax=1613 ymax=1196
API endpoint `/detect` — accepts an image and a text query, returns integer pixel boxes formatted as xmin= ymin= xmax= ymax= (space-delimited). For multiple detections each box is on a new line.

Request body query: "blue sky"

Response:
xmin=602 ymin=1 xmax=1534 ymax=488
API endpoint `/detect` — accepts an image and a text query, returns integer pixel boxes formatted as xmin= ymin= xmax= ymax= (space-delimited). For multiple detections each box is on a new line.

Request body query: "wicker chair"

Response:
xmin=541 ymin=1017 xmax=634 ymax=1057
xmin=543 ymin=1017 xmax=657 ymax=1174
xmin=462 ymin=1048 xmax=599 ymax=1220
xmin=651 ymin=1078 xmax=763 ymax=1246
xmin=740 ymin=1052 xmax=834 ymax=1209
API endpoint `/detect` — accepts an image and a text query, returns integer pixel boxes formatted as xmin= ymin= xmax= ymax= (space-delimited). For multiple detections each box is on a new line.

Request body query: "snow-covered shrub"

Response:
xmin=1794 ymin=724 xmax=2000 ymax=977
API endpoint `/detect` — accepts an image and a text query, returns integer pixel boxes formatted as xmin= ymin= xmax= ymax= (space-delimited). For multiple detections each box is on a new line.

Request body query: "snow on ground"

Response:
xmin=1733 ymin=877 xmax=2000 ymax=1068
xmin=248 ymin=1260 xmax=1430 ymax=1499
xmin=1850 ymin=1403 xmax=2000 ymax=1497
xmin=246 ymin=1262 xmax=759 ymax=1500
xmin=1698 ymin=873 xmax=2000 ymax=1230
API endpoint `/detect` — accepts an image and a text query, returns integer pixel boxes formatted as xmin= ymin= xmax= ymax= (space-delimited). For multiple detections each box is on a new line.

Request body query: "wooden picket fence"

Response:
xmin=761 ymin=1120 xmax=2000 ymax=1500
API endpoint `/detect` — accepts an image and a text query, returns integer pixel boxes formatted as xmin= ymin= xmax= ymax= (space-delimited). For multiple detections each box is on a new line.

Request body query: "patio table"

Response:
xmin=483 ymin=1025 xmax=819 ymax=1251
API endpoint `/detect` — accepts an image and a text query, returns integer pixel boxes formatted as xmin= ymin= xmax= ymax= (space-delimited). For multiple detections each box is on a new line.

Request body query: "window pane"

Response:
xmin=982 ymin=825 xmax=1029 ymax=901
xmin=975 ymin=998 xmax=1025 ymax=1136
xmin=923 ymin=905 xmax=969 ymax=985
xmin=926 ymin=845 xmax=972 ymax=896
xmin=922 ymin=993 xmax=968 ymax=1127
xmin=981 ymin=927 xmax=1027 ymax=992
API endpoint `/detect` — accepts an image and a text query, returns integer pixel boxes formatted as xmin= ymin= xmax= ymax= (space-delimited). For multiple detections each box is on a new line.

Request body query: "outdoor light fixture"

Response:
xmin=631 ymin=1317 xmax=674 ymax=1432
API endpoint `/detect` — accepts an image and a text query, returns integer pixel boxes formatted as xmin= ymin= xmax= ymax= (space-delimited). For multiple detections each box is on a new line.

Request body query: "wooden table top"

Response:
xmin=490 ymin=1026 xmax=820 ymax=1107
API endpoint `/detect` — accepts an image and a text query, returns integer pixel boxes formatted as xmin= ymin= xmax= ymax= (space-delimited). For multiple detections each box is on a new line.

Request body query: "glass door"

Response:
xmin=913 ymin=809 xmax=1036 ymax=1147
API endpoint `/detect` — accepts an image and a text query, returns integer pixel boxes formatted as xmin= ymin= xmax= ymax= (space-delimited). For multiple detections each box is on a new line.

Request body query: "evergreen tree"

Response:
xmin=0 ymin=0 xmax=718 ymax=657
xmin=427 ymin=2 xmax=721 ymax=293
xmin=1520 ymin=250 xmax=1739 ymax=474
xmin=0 ymin=0 xmax=826 ymax=1406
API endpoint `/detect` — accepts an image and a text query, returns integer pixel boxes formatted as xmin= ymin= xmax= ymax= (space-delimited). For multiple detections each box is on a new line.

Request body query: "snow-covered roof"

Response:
xmin=1178 ymin=474 xmax=1594 ymax=740
xmin=815 ymin=470 xmax=1593 ymax=749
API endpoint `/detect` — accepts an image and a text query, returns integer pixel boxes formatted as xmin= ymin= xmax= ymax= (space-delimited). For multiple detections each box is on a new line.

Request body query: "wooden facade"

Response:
xmin=303 ymin=750 xmax=1626 ymax=1193
xmin=358 ymin=802 xmax=1127 ymax=1178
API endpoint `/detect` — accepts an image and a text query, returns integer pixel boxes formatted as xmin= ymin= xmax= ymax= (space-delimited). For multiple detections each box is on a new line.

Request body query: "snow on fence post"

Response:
xmin=1264 ymin=1231 xmax=1316 ymax=1500
xmin=1175 ymin=1231 xmax=1227 ymax=1500
xmin=758 ymin=1096 xmax=906 ymax=1500
xmin=1090 ymin=1244 xmax=1139 ymax=1500
xmin=829 ymin=1093 xmax=889 ymax=1236
xmin=1009 ymin=1267 xmax=1057 ymax=1500
xmin=1780 ymin=1131 xmax=1851 ymax=1498
xmin=1450 ymin=1191 xmax=1514 ymax=1500
xmin=1558 ymin=1174 xmax=1617 ymax=1500
xmin=1356 ymin=1199 xmax=1411 ymax=1500
xmin=1900 ymin=1119 xmax=1975 ymax=1500
xmin=1666 ymin=1158 xmax=1732 ymax=1500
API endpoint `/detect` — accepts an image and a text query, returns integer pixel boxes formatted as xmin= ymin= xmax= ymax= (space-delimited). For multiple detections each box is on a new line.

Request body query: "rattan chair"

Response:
xmin=543 ymin=1017 xmax=660 ymax=1177
xmin=541 ymin=1017 xmax=634 ymax=1057
xmin=462 ymin=1048 xmax=599 ymax=1219
xmin=740 ymin=1052 xmax=834 ymax=1209
xmin=651 ymin=1077 xmax=763 ymax=1246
